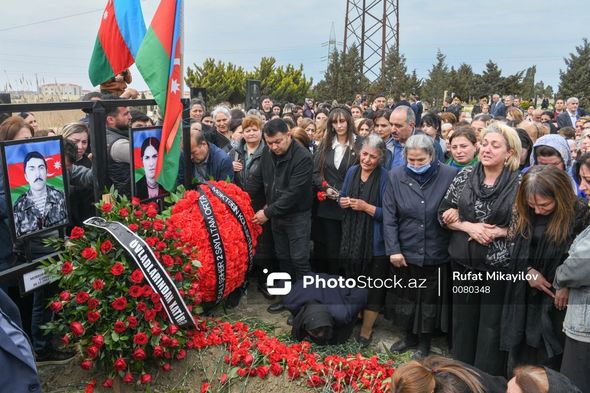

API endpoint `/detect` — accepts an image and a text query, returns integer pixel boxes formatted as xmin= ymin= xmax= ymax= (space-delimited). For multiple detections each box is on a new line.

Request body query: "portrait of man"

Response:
xmin=131 ymin=127 xmax=167 ymax=200
xmin=10 ymin=148 xmax=68 ymax=238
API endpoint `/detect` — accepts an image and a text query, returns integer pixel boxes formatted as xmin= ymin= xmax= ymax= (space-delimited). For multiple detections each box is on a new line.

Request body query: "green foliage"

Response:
xmin=421 ymin=49 xmax=450 ymax=105
xmin=313 ymin=44 xmax=370 ymax=103
xmin=185 ymin=57 xmax=312 ymax=107
xmin=558 ymin=38 xmax=590 ymax=109
xmin=371 ymin=46 xmax=421 ymax=100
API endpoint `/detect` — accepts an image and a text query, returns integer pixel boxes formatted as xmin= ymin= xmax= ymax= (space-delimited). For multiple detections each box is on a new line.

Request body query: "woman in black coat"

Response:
xmin=383 ymin=134 xmax=458 ymax=358
xmin=438 ymin=123 xmax=522 ymax=375
xmin=501 ymin=165 xmax=590 ymax=372
xmin=230 ymin=115 xmax=274 ymax=297
xmin=312 ymin=107 xmax=359 ymax=275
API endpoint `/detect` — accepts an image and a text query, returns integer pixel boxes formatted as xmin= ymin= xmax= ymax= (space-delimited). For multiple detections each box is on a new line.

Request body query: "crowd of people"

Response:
xmin=0 ymin=89 xmax=589 ymax=392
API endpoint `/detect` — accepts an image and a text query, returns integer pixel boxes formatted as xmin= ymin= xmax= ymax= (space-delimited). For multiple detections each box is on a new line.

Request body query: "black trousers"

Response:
xmin=312 ymin=217 xmax=342 ymax=275
xmin=451 ymin=267 xmax=507 ymax=376
xmin=271 ymin=211 xmax=312 ymax=281
xmin=561 ymin=337 xmax=590 ymax=393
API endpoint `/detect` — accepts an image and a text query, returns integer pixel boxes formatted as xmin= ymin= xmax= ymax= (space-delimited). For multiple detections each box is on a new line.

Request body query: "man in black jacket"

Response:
xmin=247 ymin=119 xmax=313 ymax=284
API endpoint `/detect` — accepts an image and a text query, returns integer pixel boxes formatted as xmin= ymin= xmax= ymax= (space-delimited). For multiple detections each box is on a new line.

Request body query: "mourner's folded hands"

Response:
xmin=442 ymin=208 xmax=459 ymax=225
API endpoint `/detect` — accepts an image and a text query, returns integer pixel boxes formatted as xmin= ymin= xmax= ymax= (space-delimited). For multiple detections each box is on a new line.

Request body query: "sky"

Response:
xmin=0 ymin=0 xmax=587 ymax=95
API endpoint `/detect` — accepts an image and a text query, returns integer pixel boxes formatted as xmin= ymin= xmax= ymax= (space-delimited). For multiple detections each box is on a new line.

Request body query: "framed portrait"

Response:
xmin=130 ymin=126 xmax=168 ymax=201
xmin=0 ymin=136 xmax=70 ymax=241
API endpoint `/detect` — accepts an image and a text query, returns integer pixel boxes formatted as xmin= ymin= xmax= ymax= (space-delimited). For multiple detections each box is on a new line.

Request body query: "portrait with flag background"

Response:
xmin=130 ymin=126 xmax=168 ymax=201
xmin=1 ymin=136 xmax=69 ymax=239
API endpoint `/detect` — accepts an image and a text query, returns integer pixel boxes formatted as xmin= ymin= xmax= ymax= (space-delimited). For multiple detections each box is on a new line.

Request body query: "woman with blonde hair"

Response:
xmin=507 ymin=108 xmax=524 ymax=125
xmin=507 ymin=365 xmax=582 ymax=393
xmin=439 ymin=123 xmax=522 ymax=375
xmin=58 ymin=122 xmax=91 ymax=168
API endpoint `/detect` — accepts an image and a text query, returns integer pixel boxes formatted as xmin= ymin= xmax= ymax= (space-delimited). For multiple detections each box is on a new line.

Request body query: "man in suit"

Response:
xmin=557 ymin=97 xmax=581 ymax=129
xmin=490 ymin=94 xmax=504 ymax=117
xmin=0 ymin=290 xmax=41 ymax=392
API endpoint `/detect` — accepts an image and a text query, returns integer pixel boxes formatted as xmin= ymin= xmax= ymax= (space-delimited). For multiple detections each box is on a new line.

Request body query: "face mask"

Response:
xmin=407 ymin=163 xmax=431 ymax=174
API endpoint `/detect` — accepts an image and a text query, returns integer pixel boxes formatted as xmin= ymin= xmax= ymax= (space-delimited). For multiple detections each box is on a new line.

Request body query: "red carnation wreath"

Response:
xmin=165 ymin=181 xmax=262 ymax=303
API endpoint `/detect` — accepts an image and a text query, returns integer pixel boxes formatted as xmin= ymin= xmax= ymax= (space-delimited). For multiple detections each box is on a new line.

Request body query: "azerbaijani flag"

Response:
xmin=88 ymin=0 xmax=146 ymax=86
xmin=4 ymin=140 xmax=64 ymax=204
xmin=135 ymin=0 xmax=183 ymax=192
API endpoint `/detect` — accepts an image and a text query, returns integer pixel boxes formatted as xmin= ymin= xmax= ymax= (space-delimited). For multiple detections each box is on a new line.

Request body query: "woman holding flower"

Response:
xmin=312 ymin=107 xmax=359 ymax=274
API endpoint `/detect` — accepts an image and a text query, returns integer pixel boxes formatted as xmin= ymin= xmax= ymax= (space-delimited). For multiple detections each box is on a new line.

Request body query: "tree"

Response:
xmin=448 ymin=63 xmax=475 ymax=101
xmin=314 ymin=44 xmax=368 ymax=103
xmin=421 ymin=50 xmax=450 ymax=105
xmin=500 ymin=70 xmax=524 ymax=97
xmin=558 ymin=38 xmax=590 ymax=109
xmin=521 ymin=66 xmax=536 ymax=101
xmin=185 ymin=58 xmax=247 ymax=106
xmin=372 ymin=47 xmax=410 ymax=100
xmin=250 ymin=57 xmax=312 ymax=104
xmin=480 ymin=60 xmax=503 ymax=95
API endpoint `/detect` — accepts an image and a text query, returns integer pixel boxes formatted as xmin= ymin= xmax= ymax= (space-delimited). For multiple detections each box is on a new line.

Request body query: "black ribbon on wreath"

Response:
xmin=83 ymin=217 xmax=196 ymax=328
xmin=195 ymin=186 xmax=227 ymax=304
xmin=206 ymin=182 xmax=254 ymax=272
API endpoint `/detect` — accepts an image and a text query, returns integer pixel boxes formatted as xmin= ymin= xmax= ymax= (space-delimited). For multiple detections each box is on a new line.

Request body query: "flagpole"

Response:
xmin=180 ymin=0 xmax=184 ymax=97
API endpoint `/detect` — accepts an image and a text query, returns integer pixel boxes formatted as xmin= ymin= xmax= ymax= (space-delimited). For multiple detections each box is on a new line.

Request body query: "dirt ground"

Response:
xmin=38 ymin=278 xmax=449 ymax=392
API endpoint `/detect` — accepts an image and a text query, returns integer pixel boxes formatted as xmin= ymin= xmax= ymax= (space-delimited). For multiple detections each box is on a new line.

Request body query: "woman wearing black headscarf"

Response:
xmin=439 ymin=123 xmax=522 ymax=375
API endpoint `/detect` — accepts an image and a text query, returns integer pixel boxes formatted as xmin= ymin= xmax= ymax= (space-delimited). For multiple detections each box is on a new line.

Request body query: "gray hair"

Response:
xmin=393 ymin=105 xmax=415 ymax=126
xmin=404 ymin=134 xmax=435 ymax=159
xmin=190 ymin=98 xmax=207 ymax=112
xmin=211 ymin=105 xmax=231 ymax=121
xmin=360 ymin=133 xmax=387 ymax=164
xmin=566 ymin=97 xmax=579 ymax=104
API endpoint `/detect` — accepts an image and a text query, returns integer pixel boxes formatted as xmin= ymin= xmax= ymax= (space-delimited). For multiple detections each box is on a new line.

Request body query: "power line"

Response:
xmin=0 ymin=9 xmax=102 ymax=32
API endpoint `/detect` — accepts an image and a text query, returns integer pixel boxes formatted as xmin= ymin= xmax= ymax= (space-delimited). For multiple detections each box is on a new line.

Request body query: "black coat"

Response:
xmin=230 ymin=140 xmax=266 ymax=211
xmin=383 ymin=163 xmax=458 ymax=265
xmin=245 ymin=139 xmax=313 ymax=218
xmin=313 ymin=144 xmax=358 ymax=220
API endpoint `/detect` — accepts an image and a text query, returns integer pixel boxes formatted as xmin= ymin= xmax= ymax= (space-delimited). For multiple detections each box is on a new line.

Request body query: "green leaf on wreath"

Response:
xmin=191 ymin=260 xmax=201 ymax=268
xmin=112 ymin=332 xmax=119 ymax=342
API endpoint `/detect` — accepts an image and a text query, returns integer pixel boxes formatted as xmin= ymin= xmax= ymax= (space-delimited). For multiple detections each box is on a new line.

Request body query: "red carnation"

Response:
xmin=316 ymin=191 xmax=327 ymax=201
xmin=70 ymin=321 xmax=84 ymax=336
xmin=91 ymin=334 xmax=104 ymax=347
xmin=119 ymin=207 xmax=129 ymax=218
xmin=69 ymin=226 xmax=85 ymax=239
xmin=81 ymin=247 xmax=97 ymax=261
xmin=132 ymin=348 xmax=146 ymax=361
xmin=134 ymin=210 xmax=143 ymax=218
xmin=153 ymin=220 xmax=164 ymax=231
xmin=87 ymin=298 xmax=99 ymax=310
xmin=113 ymin=357 xmax=127 ymax=372
xmin=59 ymin=291 xmax=71 ymax=301
xmin=76 ymin=291 xmax=89 ymax=304
xmin=141 ymin=220 xmax=152 ymax=230
xmin=146 ymin=207 xmax=157 ymax=218
xmin=128 ymin=223 xmax=139 ymax=232
xmin=92 ymin=279 xmax=105 ymax=291
xmin=166 ymin=324 xmax=179 ymax=335
xmin=136 ymin=301 xmax=147 ymax=313
xmin=129 ymin=285 xmax=143 ymax=298
xmin=111 ymin=297 xmax=128 ymax=311
xmin=151 ymin=325 xmax=162 ymax=336
xmin=110 ymin=262 xmax=124 ymax=276
xmin=131 ymin=196 xmax=141 ymax=206
xmin=114 ymin=321 xmax=126 ymax=333
xmin=150 ymin=293 xmax=161 ymax=304
xmin=162 ymin=363 xmax=171 ymax=372
xmin=86 ymin=345 xmax=99 ymax=359
xmin=102 ymin=378 xmax=113 ymax=389
xmin=50 ymin=301 xmax=62 ymax=312
xmin=87 ymin=311 xmax=100 ymax=323
xmin=123 ymin=373 xmax=134 ymax=384
xmin=142 ymin=285 xmax=153 ymax=297
xmin=243 ymin=353 xmax=254 ymax=367
xmin=176 ymin=349 xmax=186 ymax=360
xmin=127 ymin=315 xmax=138 ymax=329
xmin=140 ymin=374 xmax=152 ymax=384
xmin=161 ymin=254 xmax=174 ymax=267
xmin=101 ymin=203 xmax=112 ymax=213
xmin=61 ymin=334 xmax=70 ymax=346
xmin=321 ymin=180 xmax=328 ymax=188
xmin=80 ymin=359 xmax=93 ymax=370
xmin=130 ymin=269 xmax=144 ymax=284
xmin=61 ymin=261 xmax=73 ymax=275
xmin=100 ymin=240 xmax=113 ymax=254
xmin=133 ymin=332 xmax=148 ymax=345
xmin=153 ymin=345 xmax=164 ymax=357
xmin=270 ymin=363 xmax=282 ymax=376
xmin=257 ymin=365 xmax=270 ymax=379
xmin=144 ymin=309 xmax=156 ymax=321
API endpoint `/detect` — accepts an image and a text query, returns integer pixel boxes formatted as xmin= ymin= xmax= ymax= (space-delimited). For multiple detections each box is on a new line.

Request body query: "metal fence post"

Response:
xmin=88 ymin=101 xmax=108 ymax=202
